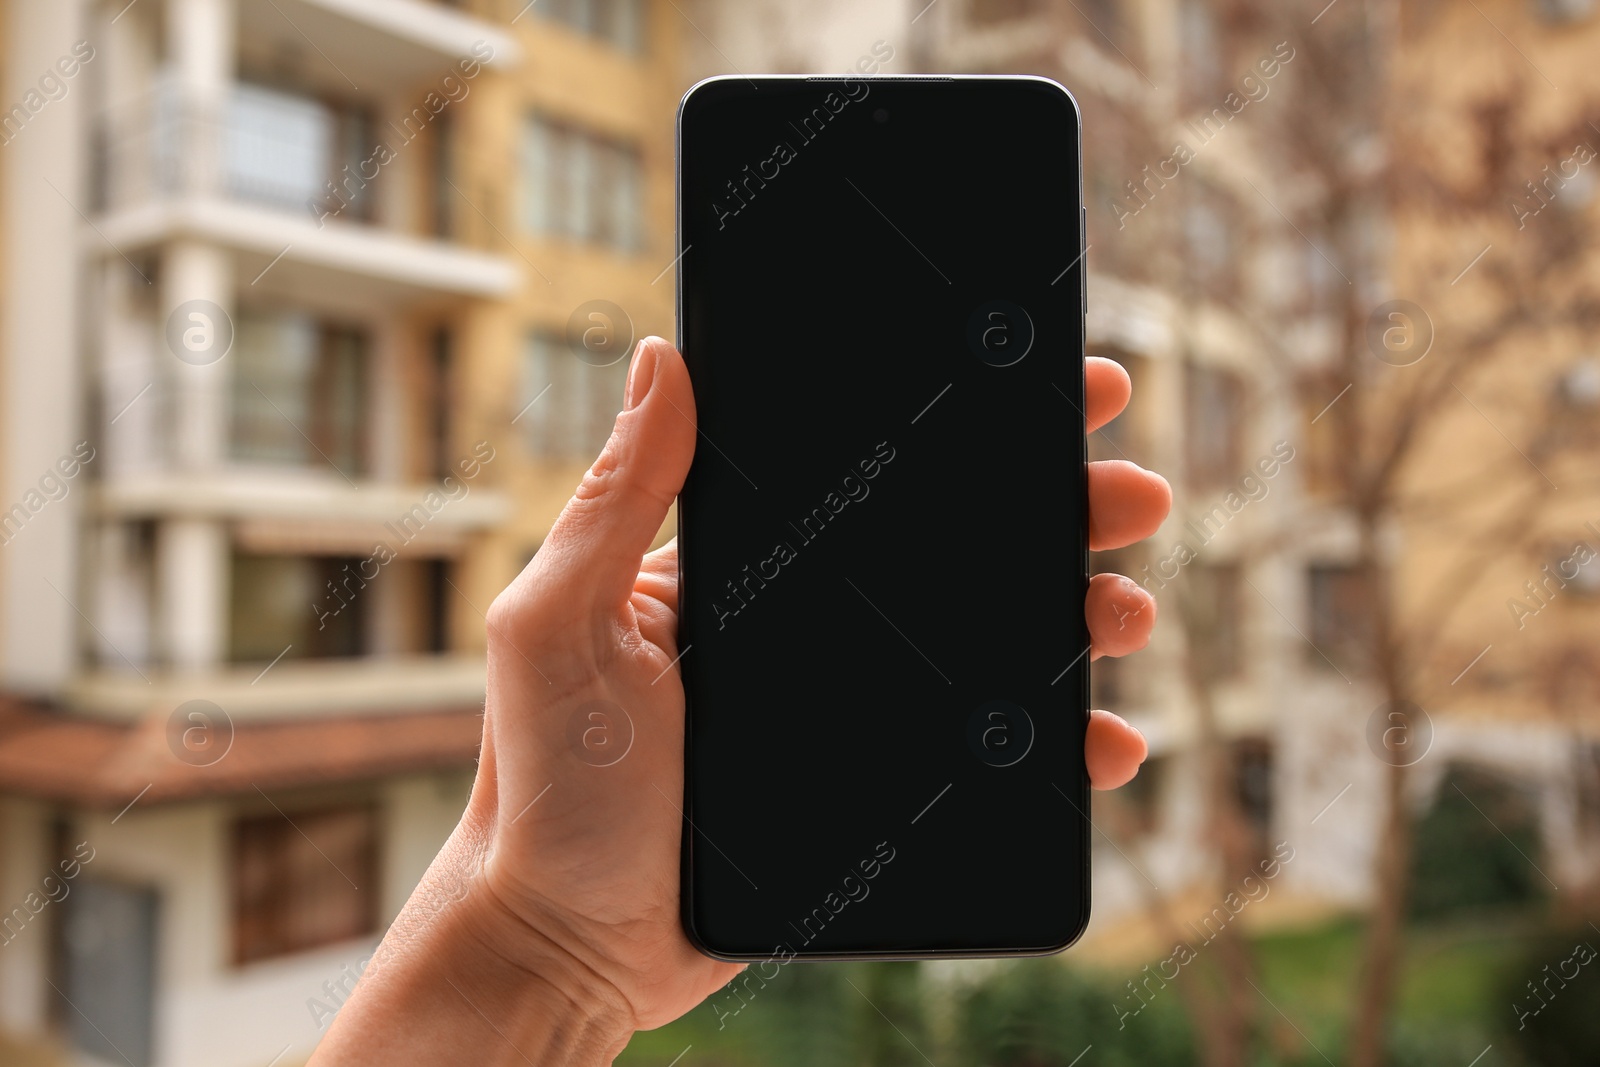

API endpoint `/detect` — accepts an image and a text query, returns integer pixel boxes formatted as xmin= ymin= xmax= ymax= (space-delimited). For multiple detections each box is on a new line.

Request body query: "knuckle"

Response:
xmin=485 ymin=586 xmax=524 ymax=639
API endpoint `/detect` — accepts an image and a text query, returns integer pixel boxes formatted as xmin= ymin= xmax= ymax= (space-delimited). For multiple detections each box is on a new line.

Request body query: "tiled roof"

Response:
xmin=0 ymin=697 xmax=482 ymax=808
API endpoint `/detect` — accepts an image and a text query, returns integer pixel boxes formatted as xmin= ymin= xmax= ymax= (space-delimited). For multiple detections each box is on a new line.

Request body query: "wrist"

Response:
xmin=310 ymin=828 xmax=636 ymax=1067
xmin=456 ymin=877 xmax=638 ymax=1062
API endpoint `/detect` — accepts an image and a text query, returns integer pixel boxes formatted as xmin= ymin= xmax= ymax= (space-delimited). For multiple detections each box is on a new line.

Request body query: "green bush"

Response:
xmin=1494 ymin=924 xmax=1600 ymax=1067
xmin=952 ymin=958 xmax=1193 ymax=1067
xmin=621 ymin=960 xmax=932 ymax=1067
xmin=1409 ymin=764 xmax=1547 ymax=921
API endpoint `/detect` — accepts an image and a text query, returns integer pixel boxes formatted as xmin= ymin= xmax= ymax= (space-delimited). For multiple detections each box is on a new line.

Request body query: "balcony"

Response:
xmin=67 ymin=655 xmax=491 ymax=722
xmin=236 ymin=0 xmax=519 ymax=96
xmin=93 ymin=81 xmax=516 ymax=306
xmin=96 ymin=302 xmax=511 ymax=527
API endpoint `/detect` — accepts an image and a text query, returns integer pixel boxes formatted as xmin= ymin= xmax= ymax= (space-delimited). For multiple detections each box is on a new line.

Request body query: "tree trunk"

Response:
xmin=1348 ymin=757 xmax=1411 ymax=1067
xmin=1347 ymin=508 xmax=1413 ymax=1067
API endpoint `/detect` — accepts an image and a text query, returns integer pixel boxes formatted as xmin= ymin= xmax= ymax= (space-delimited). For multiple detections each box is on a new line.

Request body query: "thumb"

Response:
xmin=529 ymin=336 xmax=696 ymax=620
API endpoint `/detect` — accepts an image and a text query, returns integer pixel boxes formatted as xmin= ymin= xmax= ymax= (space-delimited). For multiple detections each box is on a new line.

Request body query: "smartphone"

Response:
xmin=676 ymin=75 xmax=1088 ymax=960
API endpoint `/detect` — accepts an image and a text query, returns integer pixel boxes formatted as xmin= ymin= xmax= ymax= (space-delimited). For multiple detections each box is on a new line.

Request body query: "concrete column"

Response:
xmin=165 ymin=0 xmax=235 ymax=198
xmin=375 ymin=100 xmax=421 ymax=233
xmin=157 ymin=240 xmax=231 ymax=673
xmin=158 ymin=518 xmax=228 ymax=670
xmin=370 ymin=317 xmax=406 ymax=483
xmin=0 ymin=799 xmax=51 ymax=1034
xmin=367 ymin=562 xmax=407 ymax=659
xmin=101 ymin=258 xmax=159 ymax=478
xmin=2 ymin=0 xmax=91 ymax=695
xmin=162 ymin=240 xmax=232 ymax=470
xmin=166 ymin=0 xmax=234 ymax=99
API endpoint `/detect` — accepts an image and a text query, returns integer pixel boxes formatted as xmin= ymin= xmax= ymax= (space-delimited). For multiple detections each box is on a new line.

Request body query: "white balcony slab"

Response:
xmin=91 ymin=471 xmax=511 ymax=528
xmin=238 ymin=0 xmax=520 ymax=97
xmin=66 ymin=654 xmax=489 ymax=722
xmin=91 ymin=197 xmax=518 ymax=305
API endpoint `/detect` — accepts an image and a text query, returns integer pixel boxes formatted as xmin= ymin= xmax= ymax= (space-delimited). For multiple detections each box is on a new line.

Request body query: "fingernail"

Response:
xmin=624 ymin=339 xmax=659 ymax=411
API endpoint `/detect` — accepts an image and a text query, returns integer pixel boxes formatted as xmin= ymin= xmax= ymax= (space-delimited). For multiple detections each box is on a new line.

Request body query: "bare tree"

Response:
xmin=1198 ymin=3 xmax=1600 ymax=1064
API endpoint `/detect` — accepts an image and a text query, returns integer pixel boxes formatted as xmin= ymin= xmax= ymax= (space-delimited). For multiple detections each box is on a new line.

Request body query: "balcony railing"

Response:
xmin=96 ymin=79 xmax=374 ymax=223
xmin=99 ymin=311 xmax=371 ymax=479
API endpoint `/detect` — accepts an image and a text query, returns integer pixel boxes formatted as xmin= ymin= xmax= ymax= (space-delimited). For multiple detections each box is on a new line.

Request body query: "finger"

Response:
xmin=1086 ymin=573 xmax=1157 ymax=660
xmin=519 ymin=337 xmax=695 ymax=623
xmin=1089 ymin=461 xmax=1171 ymax=550
xmin=634 ymin=538 xmax=679 ymax=614
xmin=1087 ymin=709 xmax=1147 ymax=790
xmin=1085 ymin=357 xmax=1132 ymax=434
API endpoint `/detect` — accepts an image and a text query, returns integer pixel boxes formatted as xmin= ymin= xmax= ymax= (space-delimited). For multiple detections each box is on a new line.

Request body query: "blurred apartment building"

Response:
xmin=0 ymin=1 xmax=679 ymax=1065
xmin=1385 ymin=0 xmax=1600 ymax=894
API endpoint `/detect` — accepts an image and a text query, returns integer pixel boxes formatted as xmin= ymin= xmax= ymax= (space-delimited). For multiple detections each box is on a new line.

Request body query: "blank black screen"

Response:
xmin=677 ymin=76 xmax=1088 ymax=959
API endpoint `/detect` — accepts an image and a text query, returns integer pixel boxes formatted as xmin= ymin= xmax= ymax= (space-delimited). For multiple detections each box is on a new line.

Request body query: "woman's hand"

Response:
xmin=310 ymin=338 xmax=1171 ymax=1066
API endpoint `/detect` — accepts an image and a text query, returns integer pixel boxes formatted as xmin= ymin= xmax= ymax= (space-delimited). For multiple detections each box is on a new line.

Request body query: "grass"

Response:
xmin=1254 ymin=909 xmax=1534 ymax=1016
xmin=1248 ymin=909 xmax=1538 ymax=1063
xmin=618 ymin=911 xmax=1540 ymax=1065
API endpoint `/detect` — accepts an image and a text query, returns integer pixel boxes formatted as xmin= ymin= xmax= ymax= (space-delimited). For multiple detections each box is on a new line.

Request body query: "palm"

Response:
xmin=479 ymin=541 xmax=742 ymax=1030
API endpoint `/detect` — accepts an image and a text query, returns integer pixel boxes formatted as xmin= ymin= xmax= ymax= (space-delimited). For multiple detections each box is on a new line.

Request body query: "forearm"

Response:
xmin=308 ymin=820 xmax=635 ymax=1066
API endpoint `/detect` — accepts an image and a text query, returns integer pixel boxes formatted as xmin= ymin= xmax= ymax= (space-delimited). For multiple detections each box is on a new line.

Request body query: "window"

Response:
xmin=222 ymin=83 xmax=374 ymax=220
xmin=1184 ymin=362 xmax=1246 ymax=487
xmin=1185 ymin=563 xmax=1242 ymax=679
xmin=520 ymin=329 xmax=627 ymax=458
xmin=1577 ymin=743 xmax=1600 ymax=843
xmin=1232 ymin=737 xmax=1274 ymax=841
xmin=1534 ymin=0 xmax=1595 ymax=24
xmin=1120 ymin=752 xmax=1163 ymax=834
xmin=1095 ymin=752 xmax=1164 ymax=837
xmin=430 ymin=111 xmax=455 ymax=239
xmin=1299 ymin=371 xmax=1352 ymax=497
xmin=1550 ymin=357 xmax=1600 ymax=448
xmin=229 ymin=554 xmax=368 ymax=662
xmin=534 ymin=0 xmax=646 ymax=51
xmin=1307 ymin=563 xmax=1372 ymax=674
xmin=1301 ymin=237 xmax=1343 ymax=312
xmin=1183 ymin=187 xmax=1236 ymax=292
xmin=1078 ymin=0 xmax=1123 ymax=38
xmin=1546 ymin=540 xmax=1600 ymax=597
xmin=231 ymin=312 xmax=369 ymax=475
xmin=231 ymin=805 xmax=378 ymax=964
xmin=423 ymin=559 xmax=450 ymax=654
xmin=1090 ymin=653 xmax=1123 ymax=709
xmin=1179 ymin=0 xmax=1223 ymax=105
xmin=521 ymin=115 xmax=643 ymax=250
xmin=428 ymin=328 xmax=455 ymax=480
xmin=968 ymin=0 xmax=1050 ymax=24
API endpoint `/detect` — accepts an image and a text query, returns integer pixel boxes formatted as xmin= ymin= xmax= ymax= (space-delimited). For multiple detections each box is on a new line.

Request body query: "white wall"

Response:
xmin=55 ymin=771 xmax=469 ymax=1067
xmin=1 ymin=0 xmax=91 ymax=694
xmin=0 ymin=798 xmax=52 ymax=1036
